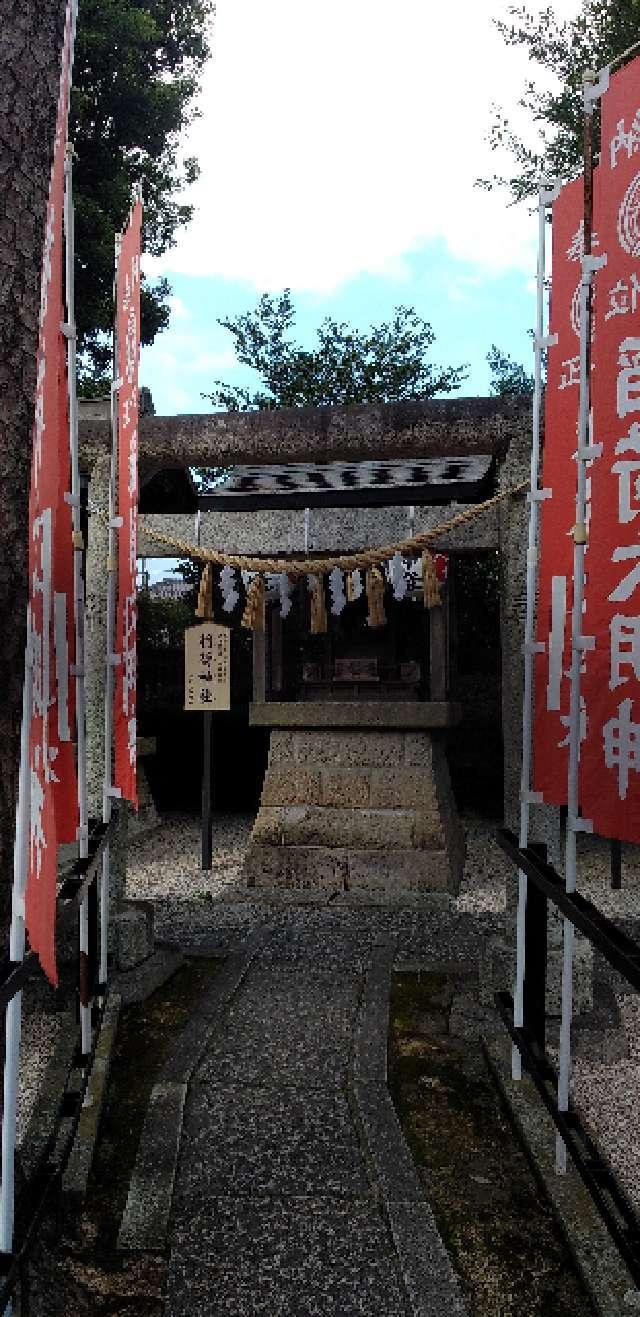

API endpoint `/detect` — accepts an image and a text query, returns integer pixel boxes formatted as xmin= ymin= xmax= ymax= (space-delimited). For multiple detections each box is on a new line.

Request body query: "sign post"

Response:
xmin=184 ymin=619 xmax=230 ymax=870
xmin=202 ymin=710 xmax=213 ymax=871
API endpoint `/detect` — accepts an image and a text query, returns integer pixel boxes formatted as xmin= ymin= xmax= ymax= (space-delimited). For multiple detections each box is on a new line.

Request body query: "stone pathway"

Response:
xmin=162 ymin=924 xmax=467 ymax=1317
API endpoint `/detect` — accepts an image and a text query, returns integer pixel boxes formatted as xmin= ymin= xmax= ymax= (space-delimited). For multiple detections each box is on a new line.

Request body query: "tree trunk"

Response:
xmin=0 ymin=1 xmax=66 ymax=945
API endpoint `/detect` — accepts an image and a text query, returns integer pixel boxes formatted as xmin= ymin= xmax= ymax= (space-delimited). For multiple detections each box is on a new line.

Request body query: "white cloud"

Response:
xmin=145 ymin=0 xmax=580 ymax=293
xmin=143 ymin=337 xmax=238 ymax=375
xmin=168 ymin=294 xmax=191 ymax=320
xmin=192 ymin=348 xmax=239 ymax=372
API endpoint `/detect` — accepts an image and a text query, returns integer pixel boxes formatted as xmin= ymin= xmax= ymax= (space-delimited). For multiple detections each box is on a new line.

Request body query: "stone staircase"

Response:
xmin=242 ymin=728 xmax=465 ymax=902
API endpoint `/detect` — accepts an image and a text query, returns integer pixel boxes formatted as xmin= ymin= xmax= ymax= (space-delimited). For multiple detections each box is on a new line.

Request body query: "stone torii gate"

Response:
xmin=79 ymin=393 xmax=556 ymax=905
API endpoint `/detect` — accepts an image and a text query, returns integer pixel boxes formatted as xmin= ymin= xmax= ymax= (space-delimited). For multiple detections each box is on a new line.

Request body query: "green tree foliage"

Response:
xmin=71 ymin=0 xmax=215 ymax=387
xmin=487 ymin=344 xmax=534 ymax=395
xmin=137 ymin=588 xmax=193 ymax=650
xmin=481 ymin=1 xmax=640 ymax=201
xmin=203 ymin=290 xmax=469 ymax=411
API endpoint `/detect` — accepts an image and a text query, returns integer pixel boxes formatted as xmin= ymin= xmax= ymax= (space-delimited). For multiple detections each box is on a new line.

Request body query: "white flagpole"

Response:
xmin=0 ymin=636 xmax=32 ymax=1316
xmin=63 ymin=143 xmax=91 ymax=1054
xmin=556 ymin=67 xmax=608 ymax=1173
xmin=512 ymin=177 xmax=559 ymax=1080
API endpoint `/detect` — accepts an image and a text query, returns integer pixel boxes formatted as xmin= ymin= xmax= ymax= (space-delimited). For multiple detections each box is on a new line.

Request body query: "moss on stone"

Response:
xmin=388 ymin=972 xmax=597 ymax=1317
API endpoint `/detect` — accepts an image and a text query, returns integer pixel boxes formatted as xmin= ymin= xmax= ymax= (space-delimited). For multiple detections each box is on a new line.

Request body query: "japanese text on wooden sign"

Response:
xmin=185 ymin=625 xmax=231 ymax=712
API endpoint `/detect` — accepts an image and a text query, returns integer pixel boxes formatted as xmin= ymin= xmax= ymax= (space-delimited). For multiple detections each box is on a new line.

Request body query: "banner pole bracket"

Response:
xmin=569 ymin=814 xmax=594 ymax=834
xmin=583 ymin=66 xmax=610 ymax=109
xmin=582 ymin=253 xmax=608 ymax=282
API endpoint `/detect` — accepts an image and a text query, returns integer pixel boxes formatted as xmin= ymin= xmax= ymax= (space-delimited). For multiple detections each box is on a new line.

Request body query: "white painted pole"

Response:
xmin=512 ymin=179 xmax=558 ymax=1081
xmin=556 ymin=70 xmax=606 ymax=1172
xmin=0 ymin=636 xmax=32 ymax=1316
xmin=63 ymin=145 xmax=91 ymax=1055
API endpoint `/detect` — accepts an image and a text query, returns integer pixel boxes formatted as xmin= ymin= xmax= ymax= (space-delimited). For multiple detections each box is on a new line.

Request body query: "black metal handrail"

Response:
xmin=0 ymin=809 xmax=119 ymax=1312
xmin=498 ymin=829 xmax=640 ymax=991
xmin=495 ymin=990 xmax=640 ymax=1287
xmin=496 ymin=826 xmax=640 ymax=1287
xmin=0 ymin=817 xmax=112 ymax=1017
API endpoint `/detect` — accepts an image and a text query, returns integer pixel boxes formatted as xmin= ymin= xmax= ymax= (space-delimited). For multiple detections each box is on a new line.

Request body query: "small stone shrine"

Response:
xmin=81 ymin=395 xmax=534 ymax=907
xmin=225 ymin=458 xmax=474 ymax=900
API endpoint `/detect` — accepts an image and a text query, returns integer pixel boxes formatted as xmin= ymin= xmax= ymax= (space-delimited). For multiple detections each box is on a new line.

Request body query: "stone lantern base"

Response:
xmin=241 ymin=705 xmax=465 ymax=902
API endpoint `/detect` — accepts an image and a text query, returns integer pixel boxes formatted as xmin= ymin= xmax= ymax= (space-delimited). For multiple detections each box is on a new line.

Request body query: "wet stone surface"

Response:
xmin=164 ymin=926 xmax=467 ymax=1316
xmin=167 ymin=1199 xmax=411 ymax=1317
xmin=388 ymin=972 xmax=598 ymax=1317
xmin=195 ymin=969 xmax=361 ymax=1088
xmin=175 ymin=1083 xmax=370 ymax=1200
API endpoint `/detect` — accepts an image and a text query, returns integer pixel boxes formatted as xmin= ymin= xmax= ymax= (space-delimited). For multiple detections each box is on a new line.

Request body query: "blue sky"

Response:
xmin=140 ymin=0 xmax=579 ymax=579
xmin=141 ymin=245 xmax=536 ymax=415
xmin=140 ymin=0 xmax=579 ymax=420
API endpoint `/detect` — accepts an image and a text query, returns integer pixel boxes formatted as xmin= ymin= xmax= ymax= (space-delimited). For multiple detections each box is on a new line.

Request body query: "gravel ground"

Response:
xmin=14 ymin=810 xmax=511 ymax=1153
xmin=13 ymin=812 xmax=640 ymax=1226
xmin=18 ymin=982 xmax=64 ymax=1145
xmin=125 ymin=813 xmax=640 ymax=1219
xmin=125 ymin=810 xmax=511 ymax=931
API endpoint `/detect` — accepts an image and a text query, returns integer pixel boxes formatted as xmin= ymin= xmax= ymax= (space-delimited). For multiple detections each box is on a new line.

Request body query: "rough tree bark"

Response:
xmin=0 ymin=1 xmax=66 ymax=943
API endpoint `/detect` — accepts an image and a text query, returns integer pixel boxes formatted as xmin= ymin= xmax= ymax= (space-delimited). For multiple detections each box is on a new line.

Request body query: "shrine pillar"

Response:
xmin=83 ymin=432 xmax=153 ymax=970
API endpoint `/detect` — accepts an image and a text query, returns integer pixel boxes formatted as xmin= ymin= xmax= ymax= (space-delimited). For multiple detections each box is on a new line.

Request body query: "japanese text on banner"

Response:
xmin=114 ymin=199 xmax=142 ymax=808
xmin=25 ymin=0 xmax=78 ymax=986
xmin=581 ymin=57 xmax=640 ymax=840
xmin=533 ymin=175 xmax=589 ymax=804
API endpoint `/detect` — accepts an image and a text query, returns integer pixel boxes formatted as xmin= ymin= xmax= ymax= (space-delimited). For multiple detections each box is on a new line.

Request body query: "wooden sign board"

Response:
xmin=184 ymin=623 xmax=230 ymax=712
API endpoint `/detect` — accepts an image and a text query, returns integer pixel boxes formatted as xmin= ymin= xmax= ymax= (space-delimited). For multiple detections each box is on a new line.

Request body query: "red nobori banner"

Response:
xmin=580 ymin=56 xmax=640 ymax=841
xmin=533 ymin=176 xmax=586 ymax=805
xmin=25 ymin=0 xmax=78 ymax=985
xmin=114 ymin=199 xmax=141 ymax=808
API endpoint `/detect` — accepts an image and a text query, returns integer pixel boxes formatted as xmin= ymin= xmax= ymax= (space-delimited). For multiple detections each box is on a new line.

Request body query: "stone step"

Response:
xmin=249 ymin=726 xmax=465 ymax=900
xmin=244 ymin=842 xmax=454 ymax=895
xmin=252 ymin=804 xmax=447 ymax=852
xmin=260 ymin=764 xmax=439 ymax=811
xmin=267 ymin=728 xmax=436 ymax=770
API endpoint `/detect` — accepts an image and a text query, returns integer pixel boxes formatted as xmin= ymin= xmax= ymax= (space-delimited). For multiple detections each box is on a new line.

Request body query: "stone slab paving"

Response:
xmin=164 ymin=925 xmax=468 ymax=1317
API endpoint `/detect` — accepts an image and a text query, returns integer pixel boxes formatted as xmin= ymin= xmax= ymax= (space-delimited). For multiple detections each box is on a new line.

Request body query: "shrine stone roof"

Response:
xmin=80 ymin=394 xmax=531 ymax=469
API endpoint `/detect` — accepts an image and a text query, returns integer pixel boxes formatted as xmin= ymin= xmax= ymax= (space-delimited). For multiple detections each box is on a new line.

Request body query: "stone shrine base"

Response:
xmin=241 ymin=720 xmax=465 ymax=902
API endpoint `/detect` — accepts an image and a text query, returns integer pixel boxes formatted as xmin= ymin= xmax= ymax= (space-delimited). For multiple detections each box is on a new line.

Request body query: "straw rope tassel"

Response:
xmin=310 ymin=574 xmax=328 ymax=634
xmin=196 ymin=563 xmax=213 ymax=619
xmin=134 ymin=478 xmax=528 ymax=577
xmin=345 ymin=571 xmax=355 ymax=603
xmin=241 ymin=574 xmax=266 ymax=630
xmin=366 ymin=566 xmax=386 ymax=628
xmin=422 ymin=550 xmax=441 ymax=609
